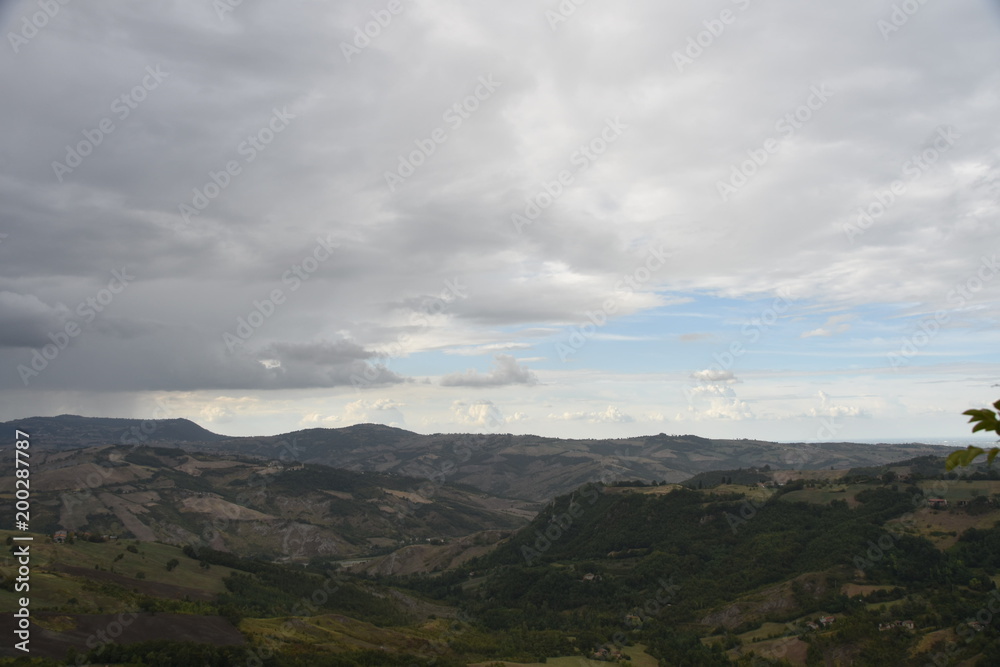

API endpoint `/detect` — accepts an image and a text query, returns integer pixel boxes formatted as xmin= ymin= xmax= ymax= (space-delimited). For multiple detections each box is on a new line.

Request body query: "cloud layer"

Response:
xmin=1 ymin=1 xmax=998 ymax=440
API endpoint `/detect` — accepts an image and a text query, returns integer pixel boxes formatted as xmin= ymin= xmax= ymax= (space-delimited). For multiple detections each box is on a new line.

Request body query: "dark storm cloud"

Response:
xmin=0 ymin=0 xmax=997 ymax=431
xmin=0 ymin=291 xmax=67 ymax=347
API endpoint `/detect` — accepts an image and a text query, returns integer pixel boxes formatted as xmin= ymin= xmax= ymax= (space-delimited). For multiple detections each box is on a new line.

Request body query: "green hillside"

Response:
xmin=402 ymin=474 xmax=1000 ymax=665
xmin=6 ymin=458 xmax=1000 ymax=665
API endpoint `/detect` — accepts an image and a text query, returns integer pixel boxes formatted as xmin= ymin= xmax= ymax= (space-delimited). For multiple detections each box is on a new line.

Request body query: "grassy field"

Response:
xmin=469 ymin=643 xmax=658 ymax=667
xmin=0 ymin=529 xmax=238 ymax=612
xmin=240 ymin=613 xmax=441 ymax=653
xmin=736 ymin=621 xmax=795 ymax=642
xmin=915 ymin=479 xmax=1000 ymax=500
xmin=886 ymin=506 xmax=1000 ymax=549
xmin=777 ymin=479 xmax=1000 ymax=508
xmin=731 ymin=636 xmax=809 ymax=665
xmin=777 ymin=484 xmax=870 ymax=507
xmin=842 ymin=583 xmax=895 ymax=597
xmin=604 ymin=484 xmax=684 ymax=496
xmin=705 ymin=483 xmax=775 ymax=503
xmin=864 ymin=598 xmax=908 ymax=612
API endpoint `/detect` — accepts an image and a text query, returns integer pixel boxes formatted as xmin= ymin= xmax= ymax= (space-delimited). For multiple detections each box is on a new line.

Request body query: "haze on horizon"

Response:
xmin=1 ymin=0 xmax=999 ymax=442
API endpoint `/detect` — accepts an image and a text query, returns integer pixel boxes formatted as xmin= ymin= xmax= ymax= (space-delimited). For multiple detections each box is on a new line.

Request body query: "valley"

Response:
xmin=2 ymin=416 xmax=999 ymax=665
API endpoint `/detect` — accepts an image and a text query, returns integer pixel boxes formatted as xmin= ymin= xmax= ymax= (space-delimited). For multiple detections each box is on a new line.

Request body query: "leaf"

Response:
xmin=988 ymin=448 xmax=1000 ymax=466
xmin=963 ymin=409 xmax=1000 ymax=434
xmin=952 ymin=402 xmax=1000 ymax=469
xmin=946 ymin=446 xmax=985 ymax=471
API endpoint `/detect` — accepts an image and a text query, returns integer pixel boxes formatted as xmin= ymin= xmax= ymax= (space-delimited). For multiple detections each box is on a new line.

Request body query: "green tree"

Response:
xmin=947 ymin=399 xmax=1000 ymax=469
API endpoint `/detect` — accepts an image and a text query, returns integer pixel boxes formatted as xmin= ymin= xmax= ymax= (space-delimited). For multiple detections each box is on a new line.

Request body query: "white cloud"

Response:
xmin=343 ymin=398 xmax=407 ymax=427
xmin=299 ymin=413 xmax=341 ymax=427
xmin=691 ymin=369 xmax=739 ymax=383
xmin=806 ymin=390 xmax=867 ymax=418
xmin=452 ymin=399 xmax=507 ymax=428
xmin=440 ymin=354 xmax=539 ymax=387
xmin=801 ymin=314 xmax=857 ymax=338
xmin=445 ymin=342 xmax=533 ymax=356
xmin=686 ymin=384 xmax=753 ymax=421
xmin=549 ymin=405 xmax=635 ymax=423
xmin=1 ymin=1 xmax=998 ymax=441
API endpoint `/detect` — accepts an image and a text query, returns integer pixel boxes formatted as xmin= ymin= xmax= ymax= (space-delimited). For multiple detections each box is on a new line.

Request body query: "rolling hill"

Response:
xmin=3 ymin=415 xmax=952 ymax=502
xmin=0 ymin=444 xmax=532 ymax=562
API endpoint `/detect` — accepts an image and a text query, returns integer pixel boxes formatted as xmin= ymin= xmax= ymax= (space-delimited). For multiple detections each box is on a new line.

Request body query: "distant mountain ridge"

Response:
xmin=3 ymin=415 xmax=951 ymax=502
xmin=5 ymin=413 xmax=226 ymax=446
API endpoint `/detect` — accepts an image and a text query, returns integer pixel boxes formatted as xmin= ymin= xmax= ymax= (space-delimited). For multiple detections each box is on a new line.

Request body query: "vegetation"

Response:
xmin=947 ymin=398 xmax=1000 ymax=469
xmin=7 ymin=464 xmax=1000 ymax=665
xmin=7 ymin=409 xmax=1000 ymax=665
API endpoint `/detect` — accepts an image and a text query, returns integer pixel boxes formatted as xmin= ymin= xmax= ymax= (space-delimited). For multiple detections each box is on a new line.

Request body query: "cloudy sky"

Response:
xmin=2 ymin=0 xmax=999 ymax=442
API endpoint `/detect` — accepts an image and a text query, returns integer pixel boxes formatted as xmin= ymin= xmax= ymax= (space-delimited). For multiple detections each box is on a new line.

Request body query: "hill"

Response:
xmin=4 ymin=415 xmax=952 ymax=501
xmin=0 ymin=531 xmax=464 ymax=664
xmin=6 ymin=459 xmax=1000 ymax=665
xmin=3 ymin=414 xmax=226 ymax=447
xmin=0 ymin=444 xmax=532 ymax=562
xmin=437 ymin=469 xmax=1000 ymax=665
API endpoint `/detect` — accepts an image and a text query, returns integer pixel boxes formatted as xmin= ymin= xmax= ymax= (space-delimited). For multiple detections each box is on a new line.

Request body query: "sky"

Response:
xmin=1 ymin=0 xmax=999 ymax=443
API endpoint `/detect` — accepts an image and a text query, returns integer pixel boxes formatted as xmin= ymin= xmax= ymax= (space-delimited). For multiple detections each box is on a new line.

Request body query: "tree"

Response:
xmin=947 ymin=399 xmax=1000 ymax=470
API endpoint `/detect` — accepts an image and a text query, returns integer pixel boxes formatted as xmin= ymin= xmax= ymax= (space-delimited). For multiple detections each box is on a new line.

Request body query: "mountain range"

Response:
xmin=4 ymin=414 xmax=950 ymax=501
